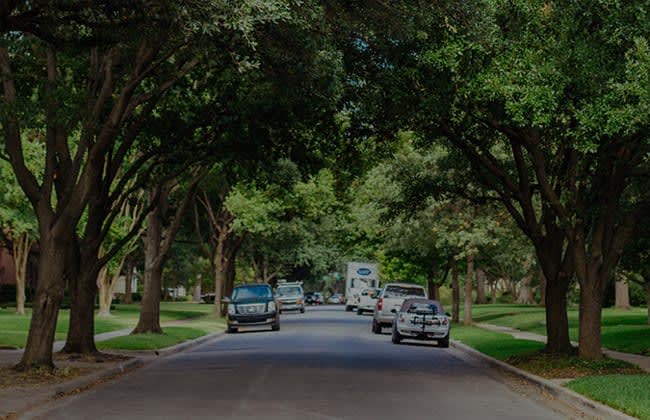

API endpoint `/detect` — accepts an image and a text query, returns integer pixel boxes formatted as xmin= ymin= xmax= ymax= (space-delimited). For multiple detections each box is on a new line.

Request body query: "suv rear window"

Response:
xmin=383 ymin=285 xmax=425 ymax=298
xmin=232 ymin=285 xmax=273 ymax=301
xmin=277 ymin=286 xmax=302 ymax=296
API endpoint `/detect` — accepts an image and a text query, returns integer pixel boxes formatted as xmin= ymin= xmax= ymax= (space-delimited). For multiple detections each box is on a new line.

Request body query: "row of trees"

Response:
xmin=1 ymin=0 xmax=648 ymax=372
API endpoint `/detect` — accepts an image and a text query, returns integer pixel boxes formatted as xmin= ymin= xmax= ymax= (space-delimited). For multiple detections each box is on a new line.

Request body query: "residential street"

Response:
xmin=27 ymin=306 xmax=575 ymax=420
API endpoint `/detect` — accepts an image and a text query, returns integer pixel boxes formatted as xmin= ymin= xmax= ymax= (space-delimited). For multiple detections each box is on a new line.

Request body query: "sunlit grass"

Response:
xmin=567 ymin=375 xmax=650 ymax=420
xmin=0 ymin=302 xmax=217 ymax=348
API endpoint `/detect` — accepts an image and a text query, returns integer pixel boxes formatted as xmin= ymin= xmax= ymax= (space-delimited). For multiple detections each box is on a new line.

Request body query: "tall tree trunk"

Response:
xmin=577 ymin=270 xmax=605 ymax=360
xmin=476 ymin=268 xmax=486 ymax=304
xmin=538 ymin=270 xmax=546 ymax=306
xmin=97 ymin=254 xmax=126 ymax=317
xmin=192 ymin=282 xmax=202 ymax=303
xmin=463 ymin=254 xmax=474 ymax=326
xmin=536 ymin=236 xmax=573 ymax=355
xmin=427 ymin=260 xmax=439 ymax=300
xmin=517 ymin=275 xmax=534 ymax=304
xmin=490 ymin=279 xmax=497 ymax=304
xmin=451 ymin=258 xmax=459 ymax=323
xmin=13 ymin=233 xmax=32 ymax=315
xmin=133 ymin=200 xmax=164 ymax=334
xmin=212 ymin=230 xmax=227 ymax=317
xmin=614 ymin=276 xmax=630 ymax=310
xmin=16 ymin=233 xmax=68 ymax=370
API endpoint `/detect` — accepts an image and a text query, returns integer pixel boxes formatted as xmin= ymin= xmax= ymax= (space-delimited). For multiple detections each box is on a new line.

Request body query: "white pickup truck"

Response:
xmin=372 ymin=283 xmax=426 ymax=333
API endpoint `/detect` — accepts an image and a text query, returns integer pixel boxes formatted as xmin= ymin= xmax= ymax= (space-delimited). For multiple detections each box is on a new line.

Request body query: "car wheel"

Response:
xmin=438 ymin=335 xmax=450 ymax=348
xmin=357 ymin=308 xmax=363 ymax=315
xmin=372 ymin=319 xmax=382 ymax=334
xmin=300 ymin=308 xmax=305 ymax=314
xmin=345 ymin=305 xmax=353 ymax=312
xmin=391 ymin=326 xmax=402 ymax=344
xmin=271 ymin=323 xmax=280 ymax=331
xmin=227 ymin=326 xmax=238 ymax=334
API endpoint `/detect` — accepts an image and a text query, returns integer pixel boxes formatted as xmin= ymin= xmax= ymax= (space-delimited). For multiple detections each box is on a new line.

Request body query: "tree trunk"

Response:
xmin=13 ymin=233 xmax=32 ymax=315
xmin=491 ymin=279 xmax=497 ymax=304
xmin=97 ymin=264 xmax=112 ymax=316
xmin=614 ymin=278 xmax=631 ymax=310
xmin=539 ymin=270 xmax=546 ymax=306
xmin=451 ymin=258 xmax=459 ymax=323
xmin=16 ymin=234 xmax=67 ymax=370
xmin=463 ymin=254 xmax=474 ymax=326
xmin=133 ymin=198 xmax=164 ymax=334
xmin=516 ymin=275 xmax=534 ymax=304
xmin=427 ymin=260 xmax=440 ymax=300
xmin=212 ymin=230 xmax=227 ymax=317
xmin=476 ymin=268 xmax=486 ymax=304
xmin=192 ymin=283 xmax=202 ymax=303
xmin=123 ymin=260 xmax=134 ymax=304
xmin=577 ymin=272 xmax=605 ymax=360
xmin=63 ymin=262 xmax=100 ymax=354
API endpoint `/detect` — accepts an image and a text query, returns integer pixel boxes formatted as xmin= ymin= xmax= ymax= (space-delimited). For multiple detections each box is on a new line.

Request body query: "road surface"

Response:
xmin=29 ymin=306 xmax=576 ymax=419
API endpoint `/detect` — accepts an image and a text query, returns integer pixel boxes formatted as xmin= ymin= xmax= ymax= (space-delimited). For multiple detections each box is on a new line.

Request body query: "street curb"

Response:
xmin=148 ymin=329 xmax=226 ymax=358
xmin=451 ymin=340 xmax=638 ymax=420
xmin=17 ymin=329 xmax=226 ymax=419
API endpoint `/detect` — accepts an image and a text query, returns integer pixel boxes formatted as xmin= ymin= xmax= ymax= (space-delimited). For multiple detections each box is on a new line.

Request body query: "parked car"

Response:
xmin=327 ymin=293 xmax=343 ymax=304
xmin=392 ymin=298 xmax=450 ymax=347
xmin=357 ymin=288 xmax=381 ymax=315
xmin=224 ymin=284 xmax=279 ymax=333
xmin=276 ymin=281 xmax=305 ymax=313
xmin=314 ymin=292 xmax=324 ymax=305
xmin=372 ymin=283 xmax=426 ymax=333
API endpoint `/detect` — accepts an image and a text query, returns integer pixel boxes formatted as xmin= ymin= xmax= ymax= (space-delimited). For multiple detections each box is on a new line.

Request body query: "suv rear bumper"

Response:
xmin=228 ymin=312 xmax=278 ymax=327
xmin=373 ymin=312 xmax=395 ymax=325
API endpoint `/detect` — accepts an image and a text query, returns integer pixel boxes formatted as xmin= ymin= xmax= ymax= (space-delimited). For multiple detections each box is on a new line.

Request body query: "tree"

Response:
xmin=0 ymin=139 xmax=40 ymax=315
xmin=1 ymin=0 xmax=295 ymax=370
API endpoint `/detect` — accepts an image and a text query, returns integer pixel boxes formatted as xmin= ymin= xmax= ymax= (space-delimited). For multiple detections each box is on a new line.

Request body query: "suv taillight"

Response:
xmin=377 ymin=297 xmax=383 ymax=311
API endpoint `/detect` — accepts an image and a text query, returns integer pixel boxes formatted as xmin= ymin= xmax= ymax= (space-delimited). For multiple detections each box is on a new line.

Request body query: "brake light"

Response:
xmin=441 ymin=317 xmax=448 ymax=326
xmin=377 ymin=297 xmax=383 ymax=311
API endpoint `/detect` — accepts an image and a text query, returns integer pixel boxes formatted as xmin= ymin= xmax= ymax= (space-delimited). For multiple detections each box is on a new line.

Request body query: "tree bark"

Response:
xmin=212 ymin=229 xmax=228 ymax=317
xmin=463 ymin=254 xmax=474 ymax=326
xmin=538 ymin=270 xmax=546 ymax=306
xmin=97 ymin=254 xmax=126 ymax=317
xmin=427 ymin=260 xmax=439 ymax=300
xmin=133 ymin=193 xmax=165 ymax=334
xmin=16 ymin=234 xmax=68 ymax=370
xmin=476 ymin=268 xmax=486 ymax=304
xmin=577 ymin=273 xmax=604 ymax=360
xmin=517 ymin=275 xmax=534 ymax=304
xmin=13 ymin=233 xmax=32 ymax=315
xmin=614 ymin=277 xmax=631 ymax=310
xmin=451 ymin=258 xmax=459 ymax=323
xmin=490 ymin=278 xmax=497 ymax=304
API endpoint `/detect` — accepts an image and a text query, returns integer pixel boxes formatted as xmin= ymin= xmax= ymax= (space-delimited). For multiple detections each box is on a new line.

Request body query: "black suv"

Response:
xmin=224 ymin=284 xmax=280 ymax=333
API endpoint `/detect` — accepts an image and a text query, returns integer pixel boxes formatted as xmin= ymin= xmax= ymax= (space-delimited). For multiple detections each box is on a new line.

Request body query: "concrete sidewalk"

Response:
xmin=475 ymin=322 xmax=650 ymax=373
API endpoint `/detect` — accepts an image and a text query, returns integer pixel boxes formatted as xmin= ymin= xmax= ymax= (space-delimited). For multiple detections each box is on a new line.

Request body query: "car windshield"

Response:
xmin=383 ymin=285 xmax=425 ymax=298
xmin=277 ymin=286 xmax=302 ymax=296
xmin=232 ymin=285 xmax=272 ymax=301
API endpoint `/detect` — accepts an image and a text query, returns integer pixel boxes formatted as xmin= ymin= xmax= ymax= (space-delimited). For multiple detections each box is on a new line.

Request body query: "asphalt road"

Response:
xmin=29 ymin=306 xmax=575 ymax=420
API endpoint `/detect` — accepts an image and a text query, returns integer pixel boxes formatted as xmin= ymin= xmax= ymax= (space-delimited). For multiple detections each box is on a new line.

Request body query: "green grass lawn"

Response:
xmin=97 ymin=318 xmax=226 ymax=350
xmin=0 ymin=302 xmax=216 ymax=349
xmin=451 ymin=324 xmax=545 ymax=360
xmin=470 ymin=304 xmax=650 ymax=355
xmin=567 ymin=375 xmax=650 ymax=420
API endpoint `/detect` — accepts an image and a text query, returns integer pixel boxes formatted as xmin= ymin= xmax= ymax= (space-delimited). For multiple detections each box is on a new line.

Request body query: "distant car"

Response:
xmin=327 ymin=293 xmax=343 ymax=304
xmin=314 ymin=292 xmax=324 ymax=305
xmin=372 ymin=283 xmax=426 ymax=334
xmin=392 ymin=298 xmax=450 ymax=347
xmin=357 ymin=288 xmax=381 ymax=315
xmin=276 ymin=282 xmax=305 ymax=313
xmin=224 ymin=284 xmax=279 ymax=333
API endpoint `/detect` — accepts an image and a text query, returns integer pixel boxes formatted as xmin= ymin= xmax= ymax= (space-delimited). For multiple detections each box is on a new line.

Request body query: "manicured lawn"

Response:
xmin=567 ymin=375 xmax=650 ymax=420
xmin=451 ymin=324 xmax=545 ymax=360
xmin=470 ymin=304 xmax=650 ymax=355
xmin=98 ymin=319 xmax=225 ymax=350
xmin=0 ymin=302 xmax=216 ymax=349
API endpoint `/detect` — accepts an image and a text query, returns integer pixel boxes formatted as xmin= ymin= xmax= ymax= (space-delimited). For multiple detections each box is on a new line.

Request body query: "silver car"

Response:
xmin=391 ymin=299 xmax=450 ymax=347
